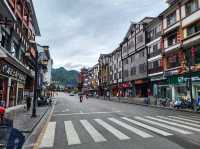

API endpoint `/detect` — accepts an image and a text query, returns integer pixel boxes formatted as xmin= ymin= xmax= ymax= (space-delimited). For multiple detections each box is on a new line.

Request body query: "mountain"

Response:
xmin=52 ymin=67 xmax=79 ymax=87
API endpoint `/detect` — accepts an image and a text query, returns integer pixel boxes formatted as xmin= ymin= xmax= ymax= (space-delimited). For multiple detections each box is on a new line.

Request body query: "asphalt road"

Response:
xmin=38 ymin=93 xmax=200 ymax=149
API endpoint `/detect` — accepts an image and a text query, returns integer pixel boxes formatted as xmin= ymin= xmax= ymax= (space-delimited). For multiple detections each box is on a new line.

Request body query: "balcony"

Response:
xmin=148 ymin=67 xmax=163 ymax=75
xmin=148 ymin=49 xmax=161 ymax=59
xmin=182 ymin=9 xmax=200 ymax=28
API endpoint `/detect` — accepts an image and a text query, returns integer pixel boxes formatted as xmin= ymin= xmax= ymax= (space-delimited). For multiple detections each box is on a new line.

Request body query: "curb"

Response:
xmin=33 ymin=104 xmax=55 ymax=149
xmin=22 ymin=107 xmax=49 ymax=134
xmin=95 ymin=97 xmax=200 ymax=114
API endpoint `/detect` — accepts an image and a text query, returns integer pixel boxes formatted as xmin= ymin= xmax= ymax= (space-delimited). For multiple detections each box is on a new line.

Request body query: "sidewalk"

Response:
xmin=96 ymin=96 xmax=200 ymax=113
xmin=5 ymin=105 xmax=49 ymax=136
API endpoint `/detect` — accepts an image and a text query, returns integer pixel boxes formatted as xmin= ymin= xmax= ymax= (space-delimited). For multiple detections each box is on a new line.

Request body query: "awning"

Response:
xmin=0 ymin=0 xmax=16 ymax=21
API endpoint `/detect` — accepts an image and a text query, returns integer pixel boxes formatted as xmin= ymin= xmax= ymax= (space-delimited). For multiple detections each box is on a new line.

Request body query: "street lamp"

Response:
xmin=32 ymin=50 xmax=38 ymax=117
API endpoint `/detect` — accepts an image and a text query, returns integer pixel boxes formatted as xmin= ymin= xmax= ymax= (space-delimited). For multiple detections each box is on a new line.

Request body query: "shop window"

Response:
xmin=167 ymin=11 xmax=177 ymax=27
xmin=185 ymin=0 xmax=199 ymax=16
xmin=175 ymin=86 xmax=187 ymax=100
xmin=187 ymin=21 xmax=200 ymax=37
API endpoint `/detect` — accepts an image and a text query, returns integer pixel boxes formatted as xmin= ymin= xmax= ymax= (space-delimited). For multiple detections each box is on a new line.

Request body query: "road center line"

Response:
xmin=53 ymin=111 xmax=121 ymax=116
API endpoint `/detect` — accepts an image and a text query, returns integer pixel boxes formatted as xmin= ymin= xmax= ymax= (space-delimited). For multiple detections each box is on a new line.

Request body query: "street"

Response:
xmin=38 ymin=93 xmax=200 ymax=149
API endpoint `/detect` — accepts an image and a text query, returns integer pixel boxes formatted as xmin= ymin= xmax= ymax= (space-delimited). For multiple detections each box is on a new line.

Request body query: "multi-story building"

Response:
xmin=122 ymin=17 xmax=154 ymax=97
xmin=108 ymin=47 xmax=122 ymax=96
xmin=146 ymin=18 xmax=164 ymax=100
xmin=98 ymin=54 xmax=110 ymax=96
xmin=158 ymin=0 xmax=200 ymax=103
xmin=37 ymin=44 xmax=52 ymax=97
xmin=0 ymin=0 xmax=40 ymax=108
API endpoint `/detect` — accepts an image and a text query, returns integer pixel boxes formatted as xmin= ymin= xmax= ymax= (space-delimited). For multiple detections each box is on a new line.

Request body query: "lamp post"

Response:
xmin=32 ymin=50 xmax=38 ymax=117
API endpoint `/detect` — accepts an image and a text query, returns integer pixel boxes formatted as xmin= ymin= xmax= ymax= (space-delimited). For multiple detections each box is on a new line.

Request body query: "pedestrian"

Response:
xmin=26 ymin=96 xmax=32 ymax=111
xmin=0 ymin=107 xmax=13 ymax=127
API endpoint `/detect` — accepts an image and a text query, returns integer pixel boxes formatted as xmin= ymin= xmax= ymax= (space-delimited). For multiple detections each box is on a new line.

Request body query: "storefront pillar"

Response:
xmin=6 ymin=78 xmax=11 ymax=108
xmin=171 ymin=85 xmax=176 ymax=101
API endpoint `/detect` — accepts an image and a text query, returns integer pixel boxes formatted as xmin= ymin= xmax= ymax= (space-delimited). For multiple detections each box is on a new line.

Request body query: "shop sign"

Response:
xmin=122 ymin=82 xmax=132 ymax=88
xmin=178 ymin=76 xmax=200 ymax=83
xmin=0 ymin=63 xmax=26 ymax=82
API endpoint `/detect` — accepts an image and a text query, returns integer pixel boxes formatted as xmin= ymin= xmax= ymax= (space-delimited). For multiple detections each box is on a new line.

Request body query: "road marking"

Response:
xmin=176 ymin=115 xmax=200 ymax=123
xmin=64 ymin=121 xmax=81 ymax=145
xmin=134 ymin=116 xmax=192 ymax=134
xmin=39 ymin=122 xmax=56 ymax=148
xmin=62 ymin=109 xmax=70 ymax=112
xmin=122 ymin=117 xmax=173 ymax=136
xmin=54 ymin=111 xmax=121 ymax=116
xmin=108 ymin=118 xmax=153 ymax=138
xmin=146 ymin=116 xmax=200 ymax=132
xmin=94 ymin=119 xmax=130 ymax=140
xmin=80 ymin=120 xmax=107 ymax=143
xmin=157 ymin=116 xmax=200 ymax=128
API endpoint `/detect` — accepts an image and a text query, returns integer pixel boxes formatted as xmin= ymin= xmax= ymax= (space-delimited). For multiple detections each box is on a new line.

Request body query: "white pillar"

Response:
xmin=171 ymin=85 xmax=176 ymax=101
xmin=6 ymin=78 xmax=11 ymax=108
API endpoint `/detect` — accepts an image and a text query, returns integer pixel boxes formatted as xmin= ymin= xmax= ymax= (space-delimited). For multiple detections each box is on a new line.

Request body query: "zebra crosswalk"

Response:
xmin=39 ymin=115 xmax=200 ymax=148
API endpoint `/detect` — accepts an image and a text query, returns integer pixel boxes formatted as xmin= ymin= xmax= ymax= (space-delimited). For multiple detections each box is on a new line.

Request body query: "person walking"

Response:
xmin=26 ymin=96 xmax=32 ymax=111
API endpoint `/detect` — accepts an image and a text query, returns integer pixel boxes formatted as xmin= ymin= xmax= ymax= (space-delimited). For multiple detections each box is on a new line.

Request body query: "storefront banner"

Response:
xmin=0 ymin=62 xmax=26 ymax=82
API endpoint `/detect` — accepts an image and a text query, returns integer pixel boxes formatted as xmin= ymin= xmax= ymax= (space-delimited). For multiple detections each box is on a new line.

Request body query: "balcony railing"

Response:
xmin=148 ymin=67 xmax=163 ymax=74
xmin=148 ymin=49 xmax=161 ymax=58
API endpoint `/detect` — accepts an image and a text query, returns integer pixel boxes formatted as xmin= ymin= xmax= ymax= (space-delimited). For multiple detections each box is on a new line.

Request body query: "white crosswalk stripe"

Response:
xmin=146 ymin=116 xmax=200 ymax=132
xmin=108 ymin=117 xmax=153 ymax=138
xmin=64 ymin=121 xmax=81 ymax=145
xmin=122 ymin=117 xmax=173 ymax=136
xmin=173 ymin=116 xmax=200 ymax=123
xmin=39 ymin=122 xmax=56 ymax=148
xmin=94 ymin=119 xmax=130 ymax=140
xmin=80 ymin=120 xmax=107 ymax=142
xmin=157 ymin=116 xmax=200 ymax=128
xmin=134 ymin=116 xmax=192 ymax=134
xmin=39 ymin=116 xmax=200 ymax=148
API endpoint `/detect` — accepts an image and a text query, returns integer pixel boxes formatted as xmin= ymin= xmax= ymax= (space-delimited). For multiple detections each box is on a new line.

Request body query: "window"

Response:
xmin=139 ymin=51 xmax=145 ymax=57
xmin=187 ymin=21 xmax=200 ymax=36
xmin=167 ymin=54 xmax=180 ymax=68
xmin=167 ymin=11 xmax=177 ymax=27
xmin=139 ymin=64 xmax=146 ymax=73
xmin=131 ymin=67 xmax=136 ymax=75
xmin=137 ymin=34 xmax=143 ymax=43
xmin=167 ymin=32 xmax=177 ymax=46
xmin=185 ymin=0 xmax=198 ymax=16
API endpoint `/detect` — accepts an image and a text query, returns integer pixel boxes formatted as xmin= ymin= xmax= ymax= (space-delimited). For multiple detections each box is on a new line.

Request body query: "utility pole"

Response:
xmin=32 ymin=51 xmax=38 ymax=117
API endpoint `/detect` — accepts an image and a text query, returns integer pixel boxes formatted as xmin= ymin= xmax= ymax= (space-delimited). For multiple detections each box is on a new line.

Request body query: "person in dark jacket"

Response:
xmin=26 ymin=96 xmax=32 ymax=111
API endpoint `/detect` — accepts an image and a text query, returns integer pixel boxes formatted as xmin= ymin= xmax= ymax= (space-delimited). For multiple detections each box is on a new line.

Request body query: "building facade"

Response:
xmin=159 ymin=0 xmax=200 ymax=104
xmin=122 ymin=17 xmax=154 ymax=97
xmin=0 ymin=0 xmax=40 ymax=108
xmin=146 ymin=18 xmax=164 ymax=101
xmin=98 ymin=54 xmax=110 ymax=96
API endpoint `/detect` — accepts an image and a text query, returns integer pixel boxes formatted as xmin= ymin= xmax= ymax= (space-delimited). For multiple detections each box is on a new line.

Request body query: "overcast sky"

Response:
xmin=33 ymin=0 xmax=167 ymax=70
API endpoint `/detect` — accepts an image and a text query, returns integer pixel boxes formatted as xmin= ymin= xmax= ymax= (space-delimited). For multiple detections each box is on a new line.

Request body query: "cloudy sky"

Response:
xmin=33 ymin=0 xmax=167 ymax=70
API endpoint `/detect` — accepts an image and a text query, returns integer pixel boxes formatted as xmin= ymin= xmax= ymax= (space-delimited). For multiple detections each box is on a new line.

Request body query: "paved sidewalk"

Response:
xmin=5 ymin=105 xmax=49 ymax=135
xmin=96 ymin=96 xmax=200 ymax=113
